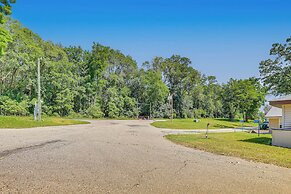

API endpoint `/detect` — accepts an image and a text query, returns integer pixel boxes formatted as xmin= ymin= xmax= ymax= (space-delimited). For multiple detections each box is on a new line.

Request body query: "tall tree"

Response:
xmin=221 ymin=78 xmax=266 ymax=121
xmin=65 ymin=46 xmax=91 ymax=113
xmin=137 ymin=68 xmax=169 ymax=118
xmin=0 ymin=17 xmax=267 ymax=120
xmin=156 ymin=55 xmax=201 ymax=118
xmin=260 ymin=37 xmax=291 ymax=95
xmin=0 ymin=0 xmax=16 ymax=55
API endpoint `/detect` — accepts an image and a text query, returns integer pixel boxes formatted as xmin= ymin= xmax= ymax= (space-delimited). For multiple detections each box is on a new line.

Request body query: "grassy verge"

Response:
xmin=166 ymin=132 xmax=291 ymax=168
xmin=152 ymin=118 xmax=257 ymax=130
xmin=0 ymin=116 xmax=89 ymax=129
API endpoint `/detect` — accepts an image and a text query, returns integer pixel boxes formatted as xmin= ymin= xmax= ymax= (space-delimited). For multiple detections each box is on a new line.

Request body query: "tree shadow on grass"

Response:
xmin=240 ymin=137 xmax=272 ymax=146
xmin=214 ymin=118 xmax=240 ymax=122
xmin=213 ymin=124 xmax=232 ymax=128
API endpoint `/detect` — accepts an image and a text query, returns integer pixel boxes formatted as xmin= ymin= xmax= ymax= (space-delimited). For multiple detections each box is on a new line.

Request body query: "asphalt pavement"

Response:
xmin=0 ymin=120 xmax=290 ymax=193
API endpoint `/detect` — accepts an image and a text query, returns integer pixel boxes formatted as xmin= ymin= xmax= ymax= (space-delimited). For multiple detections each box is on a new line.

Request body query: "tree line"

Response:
xmin=0 ymin=17 xmax=270 ymax=120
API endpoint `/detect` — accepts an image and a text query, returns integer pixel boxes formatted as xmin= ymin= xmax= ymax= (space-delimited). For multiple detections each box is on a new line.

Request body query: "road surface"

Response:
xmin=0 ymin=120 xmax=290 ymax=193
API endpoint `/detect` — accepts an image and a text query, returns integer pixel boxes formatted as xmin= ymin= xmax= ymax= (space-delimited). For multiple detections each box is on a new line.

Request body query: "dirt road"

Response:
xmin=0 ymin=120 xmax=290 ymax=193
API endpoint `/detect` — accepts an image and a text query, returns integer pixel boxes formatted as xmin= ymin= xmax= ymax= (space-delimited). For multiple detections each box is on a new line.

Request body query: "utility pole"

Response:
xmin=34 ymin=101 xmax=37 ymax=121
xmin=136 ymin=101 xmax=139 ymax=119
xmin=168 ymin=94 xmax=174 ymax=123
xmin=171 ymin=96 xmax=173 ymax=123
xmin=150 ymin=102 xmax=152 ymax=119
xmin=37 ymin=58 xmax=41 ymax=121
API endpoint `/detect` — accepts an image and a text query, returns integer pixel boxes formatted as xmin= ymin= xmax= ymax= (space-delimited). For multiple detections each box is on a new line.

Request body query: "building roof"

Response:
xmin=269 ymin=95 xmax=291 ymax=108
xmin=265 ymin=106 xmax=282 ymax=118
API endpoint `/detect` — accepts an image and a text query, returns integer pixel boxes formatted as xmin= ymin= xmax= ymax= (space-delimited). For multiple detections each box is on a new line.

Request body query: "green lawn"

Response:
xmin=0 ymin=116 xmax=89 ymax=129
xmin=166 ymin=132 xmax=291 ymax=168
xmin=152 ymin=118 xmax=257 ymax=130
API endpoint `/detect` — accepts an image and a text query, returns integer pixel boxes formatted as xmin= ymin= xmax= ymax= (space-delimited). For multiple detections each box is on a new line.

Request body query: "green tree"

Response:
xmin=0 ymin=0 xmax=16 ymax=55
xmin=153 ymin=55 xmax=201 ymax=118
xmin=65 ymin=46 xmax=91 ymax=113
xmin=0 ymin=17 xmax=267 ymax=120
xmin=0 ymin=0 xmax=15 ymax=22
xmin=221 ymin=79 xmax=240 ymax=120
xmin=260 ymin=37 xmax=291 ymax=95
xmin=136 ymin=68 xmax=169 ymax=118
xmin=221 ymin=78 xmax=266 ymax=121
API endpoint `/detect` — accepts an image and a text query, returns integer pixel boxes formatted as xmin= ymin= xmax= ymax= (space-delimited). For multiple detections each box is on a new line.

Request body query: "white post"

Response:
xmin=136 ymin=101 xmax=139 ymax=119
xmin=37 ymin=58 xmax=41 ymax=122
xmin=149 ymin=102 xmax=152 ymax=120
xmin=171 ymin=97 xmax=173 ymax=122
xmin=34 ymin=101 xmax=37 ymax=121
xmin=168 ymin=94 xmax=174 ymax=123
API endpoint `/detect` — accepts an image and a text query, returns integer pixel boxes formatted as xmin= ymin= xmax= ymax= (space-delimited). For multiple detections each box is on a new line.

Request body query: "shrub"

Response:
xmin=0 ymin=96 xmax=29 ymax=116
xmin=86 ymin=104 xmax=104 ymax=118
xmin=67 ymin=112 xmax=84 ymax=119
xmin=52 ymin=112 xmax=60 ymax=117
xmin=108 ymin=101 xmax=120 ymax=118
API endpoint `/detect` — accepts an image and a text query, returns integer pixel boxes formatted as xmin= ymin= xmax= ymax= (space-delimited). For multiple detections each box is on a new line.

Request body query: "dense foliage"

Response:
xmin=260 ymin=37 xmax=291 ymax=96
xmin=0 ymin=18 xmax=266 ymax=120
xmin=0 ymin=0 xmax=15 ymax=55
xmin=221 ymin=78 xmax=266 ymax=121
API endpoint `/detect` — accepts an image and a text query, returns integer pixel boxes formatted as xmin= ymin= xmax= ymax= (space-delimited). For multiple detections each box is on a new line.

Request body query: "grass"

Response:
xmin=0 ymin=116 xmax=89 ymax=129
xmin=166 ymin=132 xmax=291 ymax=168
xmin=151 ymin=118 xmax=257 ymax=130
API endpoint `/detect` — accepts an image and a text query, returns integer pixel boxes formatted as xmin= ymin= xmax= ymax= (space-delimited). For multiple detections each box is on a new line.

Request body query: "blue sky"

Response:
xmin=12 ymin=0 xmax=291 ymax=83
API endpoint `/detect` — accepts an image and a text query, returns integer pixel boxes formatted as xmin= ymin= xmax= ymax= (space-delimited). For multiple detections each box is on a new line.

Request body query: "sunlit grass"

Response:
xmin=0 ymin=116 xmax=89 ymax=129
xmin=166 ymin=132 xmax=291 ymax=168
xmin=152 ymin=118 xmax=257 ymax=130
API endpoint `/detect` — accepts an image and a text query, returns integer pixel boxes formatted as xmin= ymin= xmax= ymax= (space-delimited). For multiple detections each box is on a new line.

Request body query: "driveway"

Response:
xmin=0 ymin=120 xmax=290 ymax=193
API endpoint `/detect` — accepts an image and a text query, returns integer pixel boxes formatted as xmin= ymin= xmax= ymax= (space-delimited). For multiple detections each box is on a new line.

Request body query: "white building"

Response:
xmin=265 ymin=106 xmax=282 ymax=129
xmin=269 ymin=95 xmax=291 ymax=148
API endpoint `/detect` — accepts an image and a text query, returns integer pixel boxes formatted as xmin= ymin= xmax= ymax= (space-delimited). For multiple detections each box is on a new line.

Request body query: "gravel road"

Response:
xmin=0 ymin=120 xmax=290 ymax=193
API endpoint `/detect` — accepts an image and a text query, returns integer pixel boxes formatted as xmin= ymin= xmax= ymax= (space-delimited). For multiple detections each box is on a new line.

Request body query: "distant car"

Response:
xmin=260 ymin=121 xmax=269 ymax=130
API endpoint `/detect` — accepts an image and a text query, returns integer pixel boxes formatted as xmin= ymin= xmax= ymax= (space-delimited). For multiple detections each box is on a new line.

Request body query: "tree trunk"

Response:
xmin=229 ymin=113 xmax=234 ymax=121
xmin=244 ymin=112 xmax=249 ymax=122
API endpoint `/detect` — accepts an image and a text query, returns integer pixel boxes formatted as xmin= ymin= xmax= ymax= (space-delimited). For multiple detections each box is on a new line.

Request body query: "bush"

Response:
xmin=52 ymin=112 xmax=60 ymax=117
xmin=108 ymin=101 xmax=120 ymax=118
xmin=122 ymin=96 xmax=138 ymax=118
xmin=193 ymin=108 xmax=206 ymax=119
xmin=86 ymin=104 xmax=104 ymax=118
xmin=67 ymin=112 xmax=84 ymax=119
xmin=0 ymin=96 xmax=29 ymax=116
xmin=151 ymin=103 xmax=171 ymax=118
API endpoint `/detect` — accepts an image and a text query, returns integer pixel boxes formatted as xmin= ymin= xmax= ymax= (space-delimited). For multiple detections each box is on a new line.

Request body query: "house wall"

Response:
xmin=272 ymin=130 xmax=291 ymax=148
xmin=282 ymin=104 xmax=291 ymax=128
xmin=273 ymin=104 xmax=291 ymax=148
xmin=269 ymin=118 xmax=280 ymax=129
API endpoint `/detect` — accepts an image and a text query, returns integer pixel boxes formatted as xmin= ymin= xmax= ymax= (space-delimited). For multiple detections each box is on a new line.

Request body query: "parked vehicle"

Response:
xmin=260 ymin=121 xmax=269 ymax=130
